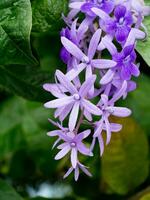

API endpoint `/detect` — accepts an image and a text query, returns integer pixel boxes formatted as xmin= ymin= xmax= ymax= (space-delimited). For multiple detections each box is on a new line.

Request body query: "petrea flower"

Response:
xmin=48 ymin=129 xmax=92 ymax=168
xmin=44 ymin=71 xmax=102 ymax=131
xmin=43 ymin=0 xmax=147 ymax=180
xmin=94 ymin=81 xmax=131 ymax=147
xmin=64 ymin=161 xmax=92 ymax=181
xmin=92 ymin=5 xmax=133 ymax=42
xmin=70 ymin=0 xmax=114 ymax=17
xmin=113 ymin=45 xmax=140 ymax=80
xmin=61 ymin=29 xmax=117 ymax=80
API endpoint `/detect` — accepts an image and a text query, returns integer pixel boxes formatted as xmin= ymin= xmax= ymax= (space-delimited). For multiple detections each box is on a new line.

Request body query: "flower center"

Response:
xmin=123 ymin=55 xmax=130 ymax=64
xmin=70 ymin=142 xmax=76 ymax=147
xmin=82 ymin=56 xmax=90 ymax=64
xmin=118 ymin=17 xmax=124 ymax=25
xmin=73 ymin=94 xmax=80 ymax=100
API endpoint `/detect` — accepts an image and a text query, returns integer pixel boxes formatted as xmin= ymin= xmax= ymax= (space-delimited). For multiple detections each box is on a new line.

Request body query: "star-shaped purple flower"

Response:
xmin=70 ymin=0 xmax=114 ymax=17
xmin=92 ymin=5 xmax=133 ymax=42
xmin=44 ymin=71 xmax=102 ymax=131
xmin=48 ymin=129 xmax=92 ymax=168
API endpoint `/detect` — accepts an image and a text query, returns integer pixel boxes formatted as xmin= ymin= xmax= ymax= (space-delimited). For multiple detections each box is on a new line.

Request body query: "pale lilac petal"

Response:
xmin=79 ymin=75 xmax=96 ymax=97
xmin=79 ymin=164 xmax=92 ymax=177
xmin=98 ymin=134 xmax=104 ymax=156
xmin=69 ymin=102 xmax=80 ymax=131
xmin=84 ymin=110 xmax=92 ymax=121
xmin=56 ymin=70 xmax=78 ymax=94
xmin=88 ymin=29 xmax=102 ymax=60
xmin=94 ymin=120 xmax=103 ymax=137
xmin=78 ymin=17 xmax=92 ymax=39
xmin=44 ymin=96 xmax=74 ymax=108
xmin=55 ymin=145 xmax=71 ymax=160
xmin=43 ymin=84 xmax=67 ymax=98
xmin=63 ymin=167 xmax=74 ymax=179
xmin=131 ymin=64 xmax=140 ymax=77
xmin=57 ymin=142 xmax=68 ymax=150
xmin=100 ymin=36 xmax=117 ymax=55
xmin=66 ymin=63 xmax=86 ymax=81
xmin=61 ymin=37 xmax=86 ymax=61
xmin=104 ymin=117 xmax=111 ymax=145
xmin=77 ymin=130 xmax=91 ymax=140
xmin=110 ymin=80 xmax=127 ymax=103
xmin=106 ymin=106 xmax=132 ymax=117
xmin=55 ymin=106 xmax=65 ymax=118
xmin=52 ymin=138 xmax=61 ymax=149
xmin=82 ymin=99 xmax=102 ymax=115
xmin=47 ymin=130 xmax=62 ymax=137
xmin=100 ymin=69 xmax=115 ymax=85
xmin=71 ymin=148 xmax=78 ymax=168
xmin=92 ymin=7 xmax=110 ymax=20
xmin=74 ymin=166 xmax=79 ymax=181
xmin=59 ymin=103 xmax=74 ymax=121
xmin=109 ymin=123 xmax=122 ymax=132
xmin=124 ymin=28 xmax=145 ymax=47
xmin=69 ymin=2 xmax=85 ymax=9
xmin=91 ymin=59 xmax=116 ymax=69
xmin=78 ymin=143 xmax=92 ymax=156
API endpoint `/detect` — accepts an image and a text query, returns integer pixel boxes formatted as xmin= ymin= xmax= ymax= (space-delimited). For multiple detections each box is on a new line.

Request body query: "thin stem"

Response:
xmin=75 ymin=110 xmax=84 ymax=133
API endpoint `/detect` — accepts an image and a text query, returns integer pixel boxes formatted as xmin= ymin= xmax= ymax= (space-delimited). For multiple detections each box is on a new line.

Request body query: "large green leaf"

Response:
xmin=0 ymin=0 xmax=37 ymax=65
xmin=121 ymin=74 xmax=150 ymax=135
xmin=0 ymin=96 xmax=53 ymax=158
xmin=101 ymin=117 xmax=149 ymax=195
xmin=136 ymin=1 xmax=150 ymax=66
xmin=31 ymin=0 xmax=68 ymax=34
xmin=0 ymin=65 xmax=52 ymax=102
xmin=0 ymin=179 xmax=23 ymax=200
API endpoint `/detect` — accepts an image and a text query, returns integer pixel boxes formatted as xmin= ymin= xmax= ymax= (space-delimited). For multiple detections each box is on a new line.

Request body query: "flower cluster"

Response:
xmin=43 ymin=0 xmax=150 ymax=181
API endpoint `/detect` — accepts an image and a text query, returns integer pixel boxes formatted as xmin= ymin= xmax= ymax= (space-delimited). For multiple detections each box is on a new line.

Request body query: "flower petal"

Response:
xmin=71 ymin=148 xmax=78 ymax=168
xmin=79 ymin=75 xmax=96 ymax=97
xmin=100 ymin=69 xmax=115 ymax=85
xmin=92 ymin=7 xmax=110 ymax=20
xmin=69 ymin=2 xmax=84 ymax=9
xmin=82 ymin=99 xmax=102 ymax=115
xmin=66 ymin=63 xmax=86 ymax=81
xmin=55 ymin=145 xmax=71 ymax=160
xmin=61 ymin=37 xmax=86 ymax=61
xmin=56 ymin=70 xmax=78 ymax=94
xmin=44 ymin=96 xmax=74 ymax=108
xmin=106 ymin=106 xmax=132 ymax=117
xmin=69 ymin=102 xmax=80 ymax=131
xmin=88 ymin=29 xmax=102 ymax=60
xmin=63 ymin=167 xmax=74 ymax=179
xmin=91 ymin=59 xmax=116 ymax=69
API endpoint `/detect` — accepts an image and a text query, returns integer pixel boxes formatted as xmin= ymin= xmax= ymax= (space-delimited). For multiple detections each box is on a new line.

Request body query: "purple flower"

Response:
xmin=48 ymin=129 xmax=92 ymax=168
xmin=61 ymin=29 xmax=116 ymax=81
xmin=64 ymin=161 xmax=92 ymax=181
xmin=113 ymin=45 xmax=140 ymax=80
xmin=92 ymin=5 xmax=133 ymax=42
xmin=93 ymin=81 xmax=131 ymax=149
xmin=70 ymin=0 xmax=114 ymax=17
xmin=44 ymin=71 xmax=102 ymax=131
xmin=43 ymin=0 xmax=147 ymax=180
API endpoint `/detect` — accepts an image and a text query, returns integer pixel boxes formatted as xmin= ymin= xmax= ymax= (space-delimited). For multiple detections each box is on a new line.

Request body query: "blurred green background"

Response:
xmin=0 ymin=0 xmax=150 ymax=200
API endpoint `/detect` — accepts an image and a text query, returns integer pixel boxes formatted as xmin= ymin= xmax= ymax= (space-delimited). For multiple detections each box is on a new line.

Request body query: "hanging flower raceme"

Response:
xmin=43 ymin=0 xmax=150 ymax=181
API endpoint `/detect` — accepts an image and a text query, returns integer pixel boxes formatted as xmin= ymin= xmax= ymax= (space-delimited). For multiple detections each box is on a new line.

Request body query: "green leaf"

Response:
xmin=140 ymin=194 xmax=150 ymax=200
xmin=0 ymin=0 xmax=37 ymax=65
xmin=122 ymin=74 xmax=150 ymax=135
xmin=0 ymin=179 xmax=23 ymax=200
xmin=31 ymin=0 xmax=69 ymax=34
xmin=101 ymin=117 xmax=149 ymax=195
xmin=0 ymin=96 xmax=52 ymax=158
xmin=136 ymin=14 xmax=150 ymax=66
xmin=0 ymin=65 xmax=52 ymax=102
